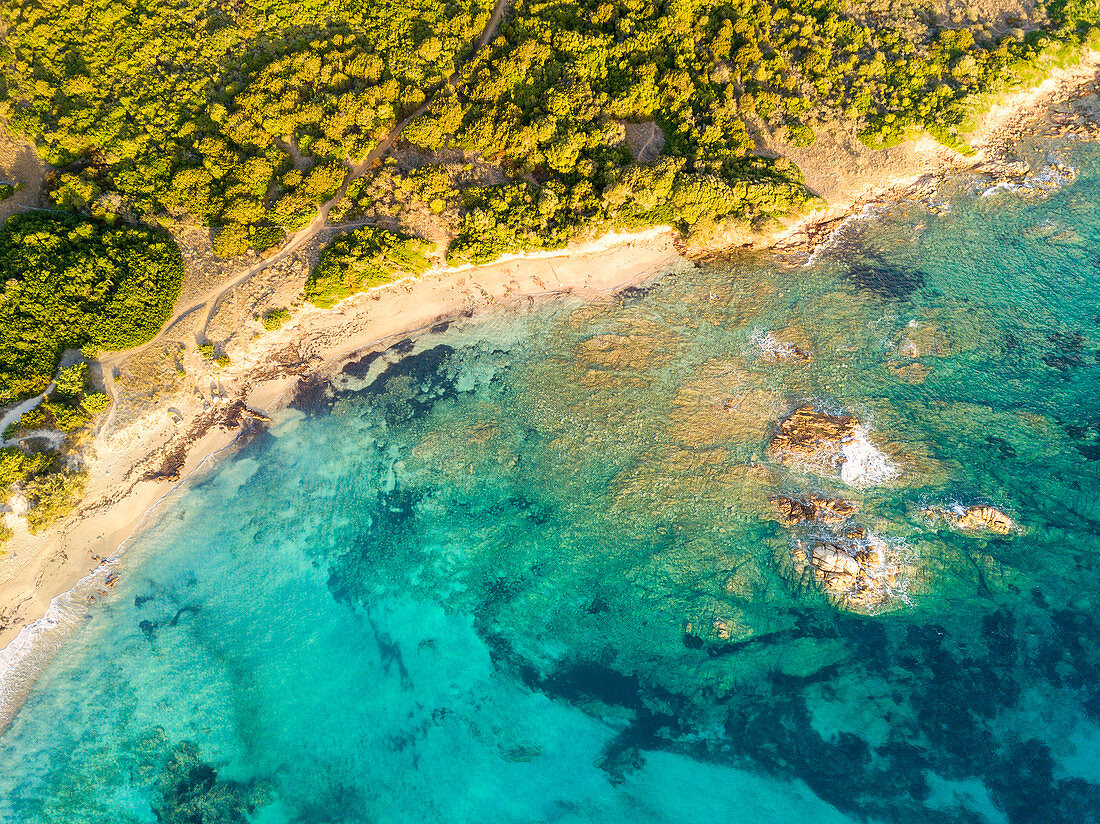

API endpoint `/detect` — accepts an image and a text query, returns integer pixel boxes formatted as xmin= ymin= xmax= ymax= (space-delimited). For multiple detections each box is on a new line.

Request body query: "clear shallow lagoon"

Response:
xmin=3 ymin=139 xmax=1100 ymax=824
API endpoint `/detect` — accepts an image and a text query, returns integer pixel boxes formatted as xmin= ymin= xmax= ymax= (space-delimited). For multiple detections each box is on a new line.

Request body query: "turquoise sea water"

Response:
xmin=3 ymin=138 xmax=1100 ymax=824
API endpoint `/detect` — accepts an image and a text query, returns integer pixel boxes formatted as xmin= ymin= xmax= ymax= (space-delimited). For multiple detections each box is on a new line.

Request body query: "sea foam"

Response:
xmin=840 ymin=427 xmax=898 ymax=487
xmin=0 ymin=561 xmax=114 ymax=732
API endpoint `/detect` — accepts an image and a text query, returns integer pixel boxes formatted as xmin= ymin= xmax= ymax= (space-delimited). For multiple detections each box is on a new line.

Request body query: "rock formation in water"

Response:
xmin=752 ymin=330 xmax=812 ymax=364
xmin=792 ymin=529 xmax=905 ymax=612
xmin=772 ymin=495 xmax=858 ymax=526
xmin=767 ymin=405 xmax=858 ymax=473
xmin=922 ymin=504 xmax=1016 ymax=535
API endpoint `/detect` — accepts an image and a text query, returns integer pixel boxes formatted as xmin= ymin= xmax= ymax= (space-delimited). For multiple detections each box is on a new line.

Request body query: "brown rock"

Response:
xmin=772 ymin=495 xmax=858 ymax=526
xmin=924 ymin=504 xmax=1015 ymax=535
xmin=767 ymin=405 xmax=858 ymax=471
xmin=791 ymin=529 xmax=905 ymax=612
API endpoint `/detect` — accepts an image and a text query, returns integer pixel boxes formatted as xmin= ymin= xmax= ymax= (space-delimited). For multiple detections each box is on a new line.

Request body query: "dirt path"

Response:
xmin=94 ymin=0 xmax=512 ymax=436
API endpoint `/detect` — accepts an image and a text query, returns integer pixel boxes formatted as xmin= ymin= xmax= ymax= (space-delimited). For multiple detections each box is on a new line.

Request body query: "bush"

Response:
xmin=53 ymin=362 xmax=88 ymax=399
xmin=197 ymin=342 xmax=216 ymax=359
xmin=24 ymin=469 xmax=88 ymax=534
xmin=262 ymin=308 xmax=292 ymax=331
xmin=306 ymin=227 xmax=434 ymax=308
xmin=81 ymin=393 xmax=111 ymax=415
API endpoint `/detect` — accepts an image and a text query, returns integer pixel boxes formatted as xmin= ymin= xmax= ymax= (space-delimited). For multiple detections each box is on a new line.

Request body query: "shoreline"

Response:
xmin=0 ymin=225 xmax=690 ymax=730
xmin=1 ymin=51 xmax=1099 ymax=731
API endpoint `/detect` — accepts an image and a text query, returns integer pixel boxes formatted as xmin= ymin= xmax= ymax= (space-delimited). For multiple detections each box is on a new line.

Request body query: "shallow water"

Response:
xmin=3 ymin=138 xmax=1100 ymax=824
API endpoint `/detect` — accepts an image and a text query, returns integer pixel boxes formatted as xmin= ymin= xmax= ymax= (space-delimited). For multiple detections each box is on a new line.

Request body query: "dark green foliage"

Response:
xmin=0 ymin=183 xmax=15 ymax=201
xmin=306 ymin=227 xmax=433 ymax=308
xmin=449 ymin=182 xmax=574 ymax=265
xmin=0 ymin=213 xmax=184 ymax=404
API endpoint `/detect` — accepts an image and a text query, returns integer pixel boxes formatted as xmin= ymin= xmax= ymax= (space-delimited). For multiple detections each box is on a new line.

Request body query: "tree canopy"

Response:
xmin=0 ymin=213 xmax=184 ymax=403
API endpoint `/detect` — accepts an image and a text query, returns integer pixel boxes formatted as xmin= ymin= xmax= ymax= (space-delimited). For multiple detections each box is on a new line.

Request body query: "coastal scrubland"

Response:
xmin=1 ymin=0 xmax=1100 ymax=541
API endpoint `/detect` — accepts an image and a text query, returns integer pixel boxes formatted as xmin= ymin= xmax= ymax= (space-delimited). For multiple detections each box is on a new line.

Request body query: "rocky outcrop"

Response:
xmin=923 ymin=504 xmax=1016 ymax=535
xmin=792 ymin=529 xmax=904 ymax=612
xmin=767 ymin=405 xmax=858 ymax=473
xmin=772 ymin=495 xmax=858 ymax=526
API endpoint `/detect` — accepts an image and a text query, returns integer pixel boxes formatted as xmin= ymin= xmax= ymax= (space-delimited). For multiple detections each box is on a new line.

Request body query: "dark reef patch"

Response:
xmin=845 ymin=254 xmax=926 ymax=299
xmin=341 ymin=349 xmax=383 ymax=379
xmin=289 ymin=373 xmax=333 ymax=415
xmin=355 ymin=344 xmax=457 ymax=425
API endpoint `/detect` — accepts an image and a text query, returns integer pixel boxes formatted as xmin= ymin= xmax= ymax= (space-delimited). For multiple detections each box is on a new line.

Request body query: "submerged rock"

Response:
xmin=922 ymin=504 xmax=1016 ymax=535
xmin=772 ymin=495 xmax=858 ymax=526
xmin=751 ymin=329 xmax=812 ymax=364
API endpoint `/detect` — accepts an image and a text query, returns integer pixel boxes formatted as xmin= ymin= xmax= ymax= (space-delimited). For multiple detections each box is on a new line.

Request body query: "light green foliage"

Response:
xmin=306 ymin=227 xmax=433 ymax=308
xmin=81 ymin=393 xmax=111 ymax=415
xmin=24 ymin=469 xmax=88 ymax=533
xmin=53 ymin=362 xmax=88 ymax=399
xmin=1 ymin=0 xmax=493 ymax=250
xmin=0 ymin=213 xmax=184 ymax=404
xmin=262 ymin=308 xmax=292 ymax=331
xmin=214 ymin=354 xmax=232 ymax=367
xmin=197 ymin=342 xmax=216 ymax=359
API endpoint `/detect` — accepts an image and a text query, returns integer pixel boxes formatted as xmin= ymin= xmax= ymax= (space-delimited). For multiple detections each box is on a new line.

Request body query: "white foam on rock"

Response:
xmin=839 ymin=427 xmax=897 ymax=487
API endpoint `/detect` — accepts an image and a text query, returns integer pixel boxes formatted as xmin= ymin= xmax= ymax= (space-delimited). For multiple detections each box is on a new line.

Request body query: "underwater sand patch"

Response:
xmin=668 ymin=358 xmax=782 ymax=451
xmin=609 ymin=447 xmax=778 ymax=522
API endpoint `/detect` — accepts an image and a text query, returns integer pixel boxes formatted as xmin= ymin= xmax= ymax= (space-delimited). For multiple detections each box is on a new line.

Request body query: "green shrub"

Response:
xmin=53 ymin=362 xmax=88 ymax=399
xmin=786 ymin=123 xmax=816 ymax=147
xmin=306 ymin=227 xmax=433 ymax=308
xmin=197 ymin=342 xmax=216 ymax=359
xmin=81 ymin=393 xmax=111 ymax=415
xmin=262 ymin=308 xmax=292 ymax=331
xmin=24 ymin=469 xmax=88 ymax=533
xmin=42 ymin=402 xmax=90 ymax=433
xmin=214 ymin=354 xmax=232 ymax=367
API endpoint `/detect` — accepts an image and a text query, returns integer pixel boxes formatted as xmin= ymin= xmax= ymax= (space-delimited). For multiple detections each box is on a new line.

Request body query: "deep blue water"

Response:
xmin=2 ymin=137 xmax=1100 ymax=823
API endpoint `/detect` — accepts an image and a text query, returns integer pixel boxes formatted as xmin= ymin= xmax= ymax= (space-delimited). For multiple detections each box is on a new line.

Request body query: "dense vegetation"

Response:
xmin=0 ymin=360 xmax=106 ymax=543
xmin=305 ymin=227 xmax=434 ymax=307
xmin=0 ymin=0 xmax=493 ymax=246
xmin=7 ymin=0 xmax=1099 ymax=269
xmin=0 ymin=213 xmax=184 ymax=404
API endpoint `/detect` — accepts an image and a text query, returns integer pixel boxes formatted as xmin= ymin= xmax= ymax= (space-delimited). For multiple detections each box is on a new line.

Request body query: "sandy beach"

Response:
xmin=1 ymin=47 xmax=1099 ymax=729
xmin=0 ymin=226 xmax=688 ymax=652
